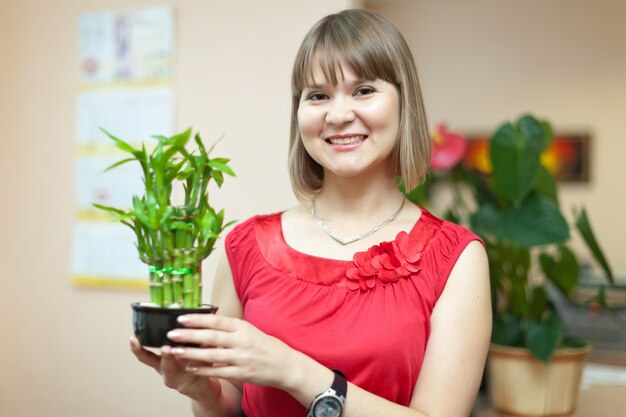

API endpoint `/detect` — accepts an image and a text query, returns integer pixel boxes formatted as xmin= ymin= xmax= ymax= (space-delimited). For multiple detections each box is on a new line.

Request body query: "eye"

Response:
xmin=305 ymin=92 xmax=328 ymax=101
xmin=354 ymin=86 xmax=375 ymax=96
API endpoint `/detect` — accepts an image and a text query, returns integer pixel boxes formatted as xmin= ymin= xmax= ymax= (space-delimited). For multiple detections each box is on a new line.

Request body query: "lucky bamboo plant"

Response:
xmin=94 ymin=128 xmax=235 ymax=308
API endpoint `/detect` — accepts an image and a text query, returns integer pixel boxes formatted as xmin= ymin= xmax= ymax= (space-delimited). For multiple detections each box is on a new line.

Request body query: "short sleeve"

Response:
xmin=224 ymin=216 xmax=259 ymax=302
xmin=424 ymin=222 xmax=483 ymax=300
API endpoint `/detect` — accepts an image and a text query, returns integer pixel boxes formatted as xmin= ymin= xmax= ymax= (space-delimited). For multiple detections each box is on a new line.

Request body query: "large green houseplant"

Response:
xmin=94 ymin=128 xmax=235 ymax=346
xmin=407 ymin=115 xmax=616 ymax=416
xmin=410 ymin=114 xmax=614 ymax=361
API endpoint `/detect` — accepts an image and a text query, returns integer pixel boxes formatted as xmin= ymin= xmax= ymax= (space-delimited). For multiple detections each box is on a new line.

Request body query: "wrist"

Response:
xmin=282 ymin=351 xmax=335 ymax=406
xmin=191 ymin=379 xmax=224 ymax=412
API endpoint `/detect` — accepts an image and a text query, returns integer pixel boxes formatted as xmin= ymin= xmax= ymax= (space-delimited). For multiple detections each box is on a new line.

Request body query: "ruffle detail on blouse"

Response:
xmin=344 ymin=227 xmax=438 ymax=291
xmin=421 ymin=222 xmax=482 ymax=300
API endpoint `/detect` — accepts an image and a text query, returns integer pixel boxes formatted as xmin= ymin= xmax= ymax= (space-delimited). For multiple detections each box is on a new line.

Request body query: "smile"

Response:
xmin=326 ymin=135 xmax=367 ymax=145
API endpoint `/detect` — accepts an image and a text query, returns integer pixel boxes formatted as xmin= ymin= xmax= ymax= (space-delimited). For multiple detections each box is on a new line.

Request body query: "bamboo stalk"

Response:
xmin=172 ymin=252 xmax=183 ymax=305
xmin=183 ymin=272 xmax=194 ymax=308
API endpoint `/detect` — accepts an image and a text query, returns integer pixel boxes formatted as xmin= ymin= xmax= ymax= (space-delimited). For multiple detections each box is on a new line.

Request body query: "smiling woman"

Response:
xmin=130 ymin=9 xmax=492 ymax=417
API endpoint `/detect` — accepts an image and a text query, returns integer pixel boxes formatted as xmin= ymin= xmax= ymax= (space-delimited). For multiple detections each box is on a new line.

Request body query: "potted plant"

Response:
xmin=406 ymin=115 xmax=615 ymax=417
xmin=94 ymin=128 xmax=235 ymax=347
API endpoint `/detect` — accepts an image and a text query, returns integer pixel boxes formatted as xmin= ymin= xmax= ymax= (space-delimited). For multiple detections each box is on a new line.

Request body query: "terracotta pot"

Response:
xmin=132 ymin=302 xmax=218 ymax=347
xmin=487 ymin=344 xmax=590 ymax=417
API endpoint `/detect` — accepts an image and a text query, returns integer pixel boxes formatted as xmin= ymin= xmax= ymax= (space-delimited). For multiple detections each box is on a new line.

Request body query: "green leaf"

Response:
xmin=528 ymin=286 xmax=549 ymax=321
xmin=132 ymin=196 xmax=150 ymax=228
xmin=518 ymin=114 xmax=552 ymax=154
xmin=563 ymin=337 xmax=589 ymax=349
xmin=539 ymin=245 xmax=580 ymax=295
xmin=102 ymin=157 xmax=137 ymax=173
xmin=470 ymin=192 xmax=569 ymax=247
xmin=533 ymin=164 xmax=559 ymax=205
xmin=464 ymin=168 xmax=499 ymax=207
xmin=93 ymin=203 xmax=127 ymax=216
xmin=490 ymin=122 xmax=539 ymax=205
xmin=525 ymin=312 xmax=563 ymax=362
xmin=401 ymin=176 xmax=432 ymax=205
xmin=213 ymin=170 xmax=224 ymax=187
xmin=574 ymin=207 xmax=614 ymax=284
xmin=492 ymin=315 xmax=523 ymax=346
xmin=208 ymin=159 xmax=235 ymax=176
xmin=100 ymin=128 xmax=140 ymax=155
xmin=194 ymin=132 xmax=208 ymax=159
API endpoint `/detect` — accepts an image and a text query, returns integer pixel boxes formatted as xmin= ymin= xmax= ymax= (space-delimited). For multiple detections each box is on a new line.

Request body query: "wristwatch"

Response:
xmin=306 ymin=370 xmax=347 ymax=417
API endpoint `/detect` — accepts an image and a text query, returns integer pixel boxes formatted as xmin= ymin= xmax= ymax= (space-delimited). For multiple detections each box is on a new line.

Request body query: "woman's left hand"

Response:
xmin=167 ymin=314 xmax=301 ymax=390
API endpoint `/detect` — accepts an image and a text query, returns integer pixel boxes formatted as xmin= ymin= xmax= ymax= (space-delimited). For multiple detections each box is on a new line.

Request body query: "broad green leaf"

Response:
xmin=490 ymin=122 xmax=539 ymax=205
xmin=539 ymin=245 xmax=580 ymax=295
xmin=574 ymin=207 xmax=614 ymax=284
xmin=518 ymin=114 xmax=552 ymax=154
xmin=533 ymin=164 xmax=559 ymax=205
xmin=525 ymin=312 xmax=563 ymax=362
xmin=470 ymin=192 xmax=569 ymax=247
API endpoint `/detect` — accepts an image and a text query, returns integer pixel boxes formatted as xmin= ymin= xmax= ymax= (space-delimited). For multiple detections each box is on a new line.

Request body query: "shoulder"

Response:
xmin=418 ymin=209 xmax=483 ymax=250
xmin=227 ymin=212 xmax=282 ymax=240
xmin=414 ymin=209 xmax=485 ymax=296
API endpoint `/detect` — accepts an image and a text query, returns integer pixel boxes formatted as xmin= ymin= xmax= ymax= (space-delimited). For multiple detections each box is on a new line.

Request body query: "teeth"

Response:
xmin=328 ymin=135 xmax=366 ymax=145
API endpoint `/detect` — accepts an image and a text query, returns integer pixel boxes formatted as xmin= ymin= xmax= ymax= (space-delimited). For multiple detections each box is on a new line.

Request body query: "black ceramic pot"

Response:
xmin=132 ymin=302 xmax=219 ymax=347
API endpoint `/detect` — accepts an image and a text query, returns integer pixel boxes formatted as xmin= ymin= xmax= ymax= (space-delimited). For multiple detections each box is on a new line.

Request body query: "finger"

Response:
xmin=178 ymin=314 xmax=240 ymax=332
xmin=160 ymin=345 xmax=190 ymax=388
xmin=187 ymin=364 xmax=240 ymax=380
xmin=161 ymin=345 xmax=186 ymax=375
xmin=167 ymin=328 xmax=235 ymax=347
xmin=172 ymin=346 xmax=237 ymax=365
xmin=130 ymin=337 xmax=161 ymax=370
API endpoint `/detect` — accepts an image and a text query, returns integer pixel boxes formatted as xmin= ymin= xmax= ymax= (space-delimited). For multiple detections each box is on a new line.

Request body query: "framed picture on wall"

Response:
xmin=462 ymin=132 xmax=591 ymax=183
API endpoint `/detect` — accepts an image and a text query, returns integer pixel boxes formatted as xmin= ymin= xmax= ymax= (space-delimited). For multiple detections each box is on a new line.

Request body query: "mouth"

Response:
xmin=325 ymin=135 xmax=368 ymax=145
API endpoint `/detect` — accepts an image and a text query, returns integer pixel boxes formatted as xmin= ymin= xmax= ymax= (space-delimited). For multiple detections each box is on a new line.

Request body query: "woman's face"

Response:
xmin=297 ymin=61 xmax=400 ymax=180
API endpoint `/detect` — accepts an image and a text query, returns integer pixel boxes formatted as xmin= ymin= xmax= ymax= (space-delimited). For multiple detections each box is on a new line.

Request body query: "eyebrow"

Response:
xmin=304 ymin=78 xmax=375 ymax=89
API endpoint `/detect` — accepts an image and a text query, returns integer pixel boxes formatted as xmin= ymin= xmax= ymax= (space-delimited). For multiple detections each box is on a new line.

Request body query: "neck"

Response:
xmin=313 ymin=168 xmax=405 ymax=223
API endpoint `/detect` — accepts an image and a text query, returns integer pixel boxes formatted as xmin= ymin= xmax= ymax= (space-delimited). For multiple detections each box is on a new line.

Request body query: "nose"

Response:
xmin=325 ymin=97 xmax=355 ymax=126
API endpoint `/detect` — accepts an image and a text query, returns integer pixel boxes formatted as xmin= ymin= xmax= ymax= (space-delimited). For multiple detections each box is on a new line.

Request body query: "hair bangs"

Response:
xmin=293 ymin=18 xmax=399 ymax=97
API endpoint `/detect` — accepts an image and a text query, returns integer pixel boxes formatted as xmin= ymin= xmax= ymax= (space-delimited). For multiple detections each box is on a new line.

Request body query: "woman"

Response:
xmin=131 ymin=9 xmax=491 ymax=417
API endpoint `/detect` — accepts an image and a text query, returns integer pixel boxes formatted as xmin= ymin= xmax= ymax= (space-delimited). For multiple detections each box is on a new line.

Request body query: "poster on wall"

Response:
xmin=71 ymin=6 xmax=176 ymax=289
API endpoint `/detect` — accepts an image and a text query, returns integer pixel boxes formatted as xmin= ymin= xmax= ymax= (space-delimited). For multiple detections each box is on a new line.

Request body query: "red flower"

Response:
xmin=429 ymin=123 xmax=467 ymax=171
xmin=345 ymin=231 xmax=426 ymax=291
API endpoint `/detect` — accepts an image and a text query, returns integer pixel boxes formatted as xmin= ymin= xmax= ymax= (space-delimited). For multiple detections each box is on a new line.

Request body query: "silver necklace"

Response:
xmin=310 ymin=196 xmax=406 ymax=245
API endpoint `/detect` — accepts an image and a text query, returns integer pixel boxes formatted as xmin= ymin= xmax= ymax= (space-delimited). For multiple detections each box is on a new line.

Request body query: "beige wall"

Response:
xmin=1 ymin=0 xmax=624 ymax=416
xmin=368 ymin=0 xmax=626 ymax=279
xmin=0 ymin=1 xmax=355 ymax=416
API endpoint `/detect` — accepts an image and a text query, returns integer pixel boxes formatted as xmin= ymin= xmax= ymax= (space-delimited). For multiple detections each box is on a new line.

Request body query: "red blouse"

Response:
xmin=224 ymin=208 xmax=480 ymax=417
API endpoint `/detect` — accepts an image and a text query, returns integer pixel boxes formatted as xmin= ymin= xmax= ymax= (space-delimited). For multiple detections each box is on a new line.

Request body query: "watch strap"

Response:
xmin=306 ymin=370 xmax=347 ymax=417
xmin=330 ymin=369 xmax=347 ymax=398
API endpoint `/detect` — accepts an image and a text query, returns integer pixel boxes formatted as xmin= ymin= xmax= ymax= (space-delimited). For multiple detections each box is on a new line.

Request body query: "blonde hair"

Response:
xmin=288 ymin=9 xmax=431 ymax=201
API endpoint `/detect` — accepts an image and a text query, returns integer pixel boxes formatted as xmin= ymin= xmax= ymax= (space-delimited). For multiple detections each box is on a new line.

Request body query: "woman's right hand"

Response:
xmin=130 ymin=337 xmax=223 ymax=411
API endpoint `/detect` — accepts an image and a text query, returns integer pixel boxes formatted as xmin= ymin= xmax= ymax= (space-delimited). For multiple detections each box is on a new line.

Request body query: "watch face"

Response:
xmin=313 ymin=397 xmax=342 ymax=417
